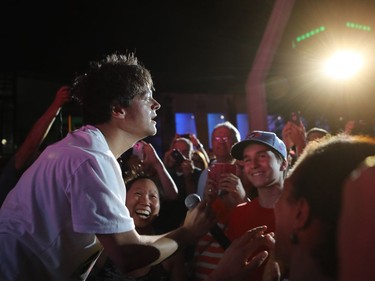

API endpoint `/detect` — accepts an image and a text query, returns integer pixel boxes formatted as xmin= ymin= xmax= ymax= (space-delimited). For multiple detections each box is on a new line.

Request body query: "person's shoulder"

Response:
xmin=43 ymin=130 xmax=111 ymax=166
xmin=57 ymin=125 xmax=110 ymax=153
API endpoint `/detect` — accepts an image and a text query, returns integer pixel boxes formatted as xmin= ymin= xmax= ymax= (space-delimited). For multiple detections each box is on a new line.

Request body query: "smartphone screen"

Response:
xmin=208 ymin=163 xmax=236 ymax=182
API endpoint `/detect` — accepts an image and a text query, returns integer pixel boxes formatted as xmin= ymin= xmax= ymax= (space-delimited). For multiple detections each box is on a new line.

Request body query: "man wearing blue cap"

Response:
xmin=226 ymin=130 xmax=288 ymax=281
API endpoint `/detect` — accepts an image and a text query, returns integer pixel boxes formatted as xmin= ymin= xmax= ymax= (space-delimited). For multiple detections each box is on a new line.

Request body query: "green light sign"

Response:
xmin=292 ymin=22 xmax=372 ymax=49
xmin=292 ymin=26 xmax=326 ymax=48
xmin=346 ymin=22 xmax=371 ymax=31
xmin=296 ymin=26 xmax=326 ymax=43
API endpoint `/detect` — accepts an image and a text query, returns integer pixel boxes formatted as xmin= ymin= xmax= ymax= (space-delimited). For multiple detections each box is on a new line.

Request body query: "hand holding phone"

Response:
xmin=171 ymin=149 xmax=186 ymax=165
xmin=208 ymin=163 xmax=236 ymax=183
xmin=208 ymin=163 xmax=237 ymax=196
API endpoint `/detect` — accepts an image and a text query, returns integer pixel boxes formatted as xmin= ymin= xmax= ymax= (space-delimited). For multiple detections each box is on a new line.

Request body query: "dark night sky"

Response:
xmin=0 ymin=0 xmax=275 ymax=94
xmin=1 ymin=0 xmax=375 ymax=137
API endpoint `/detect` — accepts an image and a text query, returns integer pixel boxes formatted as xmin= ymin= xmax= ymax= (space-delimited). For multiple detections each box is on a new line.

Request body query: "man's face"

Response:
xmin=242 ymin=143 xmax=285 ymax=189
xmin=212 ymin=127 xmax=234 ymax=159
xmin=274 ymin=178 xmax=295 ymax=266
xmin=123 ymin=87 xmax=160 ymax=139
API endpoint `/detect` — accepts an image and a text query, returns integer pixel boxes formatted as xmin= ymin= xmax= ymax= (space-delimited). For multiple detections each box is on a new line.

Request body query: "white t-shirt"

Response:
xmin=0 ymin=125 xmax=135 ymax=280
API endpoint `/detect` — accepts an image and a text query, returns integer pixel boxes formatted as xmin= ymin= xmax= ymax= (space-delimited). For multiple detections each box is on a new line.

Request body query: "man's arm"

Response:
xmin=141 ymin=141 xmax=178 ymax=200
xmin=188 ymin=134 xmax=210 ymax=164
xmin=96 ymin=199 xmax=215 ymax=274
xmin=282 ymin=121 xmax=306 ymax=159
xmin=0 ymin=86 xmax=71 ymax=205
xmin=14 ymin=86 xmax=71 ymax=169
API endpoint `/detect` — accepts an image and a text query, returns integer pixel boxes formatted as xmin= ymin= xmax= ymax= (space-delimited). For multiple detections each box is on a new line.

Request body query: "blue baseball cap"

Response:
xmin=231 ymin=130 xmax=287 ymax=161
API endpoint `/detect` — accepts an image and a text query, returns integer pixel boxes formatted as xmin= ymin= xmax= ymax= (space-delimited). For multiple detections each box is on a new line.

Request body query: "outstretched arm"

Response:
xmin=14 ymin=86 xmax=71 ymax=169
xmin=188 ymin=133 xmax=210 ymax=164
xmin=141 ymin=141 xmax=178 ymax=200
xmin=97 ymin=199 xmax=216 ymax=275
xmin=282 ymin=121 xmax=306 ymax=158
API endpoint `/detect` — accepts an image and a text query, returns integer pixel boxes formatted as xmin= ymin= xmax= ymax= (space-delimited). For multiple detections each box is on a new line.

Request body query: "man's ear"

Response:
xmin=280 ymin=159 xmax=288 ymax=171
xmin=112 ymin=105 xmax=126 ymax=119
xmin=294 ymin=198 xmax=310 ymax=229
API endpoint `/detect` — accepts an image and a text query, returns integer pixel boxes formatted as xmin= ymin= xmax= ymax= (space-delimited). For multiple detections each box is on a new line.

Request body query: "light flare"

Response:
xmin=323 ymin=50 xmax=364 ymax=80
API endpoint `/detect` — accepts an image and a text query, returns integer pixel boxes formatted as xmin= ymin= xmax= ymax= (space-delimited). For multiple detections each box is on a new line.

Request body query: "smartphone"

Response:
xmin=133 ymin=142 xmax=144 ymax=160
xmin=208 ymin=163 xmax=236 ymax=182
xmin=171 ymin=149 xmax=185 ymax=165
xmin=208 ymin=163 xmax=236 ymax=196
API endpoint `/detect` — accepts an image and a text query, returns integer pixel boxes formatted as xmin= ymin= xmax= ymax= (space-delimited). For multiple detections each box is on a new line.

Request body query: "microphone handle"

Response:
xmin=184 ymin=193 xmax=231 ymax=250
xmin=209 ymin=224 xmax=231 ymax=250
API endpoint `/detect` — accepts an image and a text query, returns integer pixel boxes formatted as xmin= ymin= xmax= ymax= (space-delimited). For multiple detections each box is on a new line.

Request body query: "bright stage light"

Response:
xmin=323 ymin=50 xmax=364 ymax=80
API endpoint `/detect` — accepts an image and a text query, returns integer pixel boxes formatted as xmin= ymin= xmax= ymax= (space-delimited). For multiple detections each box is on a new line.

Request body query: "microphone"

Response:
xmin=184 ymin=193 xmax=231 ymax=250
xmin=184 ymin=193 xmax=201 ymax=209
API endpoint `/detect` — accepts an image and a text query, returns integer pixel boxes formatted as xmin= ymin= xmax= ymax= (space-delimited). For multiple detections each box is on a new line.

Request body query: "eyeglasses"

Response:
xmin=213 ymin=136 xmax=230 ymax=143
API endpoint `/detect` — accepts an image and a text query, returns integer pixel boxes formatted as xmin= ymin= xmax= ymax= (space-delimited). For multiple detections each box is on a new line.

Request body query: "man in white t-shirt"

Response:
xmin=0 ymin=53 xmax=215 ymax=281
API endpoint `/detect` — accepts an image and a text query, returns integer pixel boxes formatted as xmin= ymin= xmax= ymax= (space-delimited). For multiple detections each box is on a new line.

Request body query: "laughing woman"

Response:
xmin=89 ymin=175 xmax=188 ymax=281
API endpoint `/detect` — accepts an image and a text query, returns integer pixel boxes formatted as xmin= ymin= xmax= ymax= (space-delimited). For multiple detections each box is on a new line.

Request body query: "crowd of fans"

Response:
xmin=0 ymin=52 xmax=374 ymax=281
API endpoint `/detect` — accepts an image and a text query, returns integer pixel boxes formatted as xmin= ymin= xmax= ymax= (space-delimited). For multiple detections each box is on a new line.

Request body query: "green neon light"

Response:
xmin=295 ymin=26 xmax=326 ymax=43
xmin=346 ymin=22 xmax=371 ymax=31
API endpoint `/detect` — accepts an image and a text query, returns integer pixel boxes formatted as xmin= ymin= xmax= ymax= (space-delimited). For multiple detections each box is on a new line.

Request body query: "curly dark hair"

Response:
xmin=288 ymin=134 xmax=375 ymax=278
xmin=72 ymin=52 xmax=153 ymax=125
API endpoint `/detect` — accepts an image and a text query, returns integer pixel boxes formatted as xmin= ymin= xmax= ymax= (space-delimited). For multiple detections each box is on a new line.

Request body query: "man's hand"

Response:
xmin=182 ymin=199 xmax=216 ymax=242
xmin=217 ymin=173 xmax=247 ymax=207
xmin=206 ymin=226 xmax=273 ymax=281
xmin=282 ymin=121 xmax=306 ymax=156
